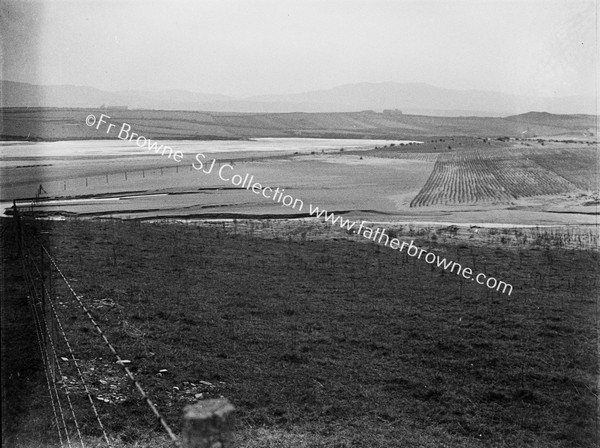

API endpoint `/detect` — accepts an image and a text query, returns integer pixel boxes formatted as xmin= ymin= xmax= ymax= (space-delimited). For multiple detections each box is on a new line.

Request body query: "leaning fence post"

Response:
xmin=13 ymin=201 xmax=21 ymax=254
xmin=182 ymin=399 xmax=235 ymax=448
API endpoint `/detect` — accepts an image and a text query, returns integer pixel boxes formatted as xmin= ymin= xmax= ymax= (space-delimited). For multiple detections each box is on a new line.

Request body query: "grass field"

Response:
xmin=3 ymin=217 xmax=598 ymax=447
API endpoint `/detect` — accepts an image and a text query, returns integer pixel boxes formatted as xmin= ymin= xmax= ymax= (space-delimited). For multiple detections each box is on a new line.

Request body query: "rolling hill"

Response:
xmin=1 ymin=80 xmax=595 ymax=116
xmin=0 ymin=108 xmax=595 ymax=141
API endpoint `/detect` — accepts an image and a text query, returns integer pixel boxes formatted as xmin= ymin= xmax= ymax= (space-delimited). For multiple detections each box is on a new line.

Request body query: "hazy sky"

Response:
xmin=1 ymin=0 xmax=597 ymax=98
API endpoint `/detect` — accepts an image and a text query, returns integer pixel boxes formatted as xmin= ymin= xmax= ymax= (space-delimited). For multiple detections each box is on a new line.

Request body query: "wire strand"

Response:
xmin=42 ymin=245 xmax=181 ymax=447
xmin=21 ymin=254 xmax=67 ymax=448
xmin=25 ymin=243 xmax=110 ymax=448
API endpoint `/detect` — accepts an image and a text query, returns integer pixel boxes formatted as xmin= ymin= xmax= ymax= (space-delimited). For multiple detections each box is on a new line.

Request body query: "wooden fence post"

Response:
xmin=13 ymin=201 xmax=21 ymax=254
xmin=182 ymin=399 xmax=235 ymax=448
xmin=40 ymin=246 xmax=55 ymax=381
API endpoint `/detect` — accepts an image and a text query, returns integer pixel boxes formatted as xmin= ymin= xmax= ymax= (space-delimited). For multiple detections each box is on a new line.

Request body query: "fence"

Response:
xmin=5 ymin=153 xmax=293 ymax=201
xmin=10 ymin=206 xmax=235 ymax=448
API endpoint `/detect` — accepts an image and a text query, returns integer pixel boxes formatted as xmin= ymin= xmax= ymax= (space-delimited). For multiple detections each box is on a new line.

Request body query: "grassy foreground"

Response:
xmin=2 ymin=217 xmax=598 ymax=447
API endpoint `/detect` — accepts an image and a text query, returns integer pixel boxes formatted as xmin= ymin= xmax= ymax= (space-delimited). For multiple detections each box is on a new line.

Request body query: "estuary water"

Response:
xmin=0 ymin=137 xmax=420 ymax=163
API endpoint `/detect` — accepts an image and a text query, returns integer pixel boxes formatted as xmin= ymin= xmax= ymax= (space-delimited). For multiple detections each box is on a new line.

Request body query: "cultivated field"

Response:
xmin=409 ymin=146 xmax=596 ymax=208
xmin=410 ymin=150 xmax=514 ymax=207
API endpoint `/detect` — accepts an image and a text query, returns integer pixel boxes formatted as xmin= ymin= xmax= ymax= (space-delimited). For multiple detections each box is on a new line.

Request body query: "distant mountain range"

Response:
xmin=0 ymin=80 xmax=595 ymax=116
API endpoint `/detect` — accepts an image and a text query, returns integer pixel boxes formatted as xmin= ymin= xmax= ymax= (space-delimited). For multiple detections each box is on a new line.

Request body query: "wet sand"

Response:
xmin=2 ymin=139 xmax=597 ymax=226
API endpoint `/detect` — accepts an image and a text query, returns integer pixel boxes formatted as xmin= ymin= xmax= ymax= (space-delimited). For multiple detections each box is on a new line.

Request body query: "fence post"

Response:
xmin=13 ymin=201 xmax=21 ymax=254
xmin=182 ymin=399 xmax=235 ymax=448
xmin=40 ymin=246 xmax=55 ymax=381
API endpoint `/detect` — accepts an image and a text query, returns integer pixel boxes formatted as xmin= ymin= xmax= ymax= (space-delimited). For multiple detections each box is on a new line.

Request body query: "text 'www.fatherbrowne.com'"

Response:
xmin=195 ymin=152 xmax=513 ymax=296
xmin=85 ymin=114 xmax=513 ymax=296
xmin=306 ymin=206 xmax=513 ymax=296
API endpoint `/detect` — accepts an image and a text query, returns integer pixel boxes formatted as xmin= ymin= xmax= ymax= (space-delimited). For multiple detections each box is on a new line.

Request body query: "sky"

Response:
xmin=1 ymin=0 xmax=597 ymax=98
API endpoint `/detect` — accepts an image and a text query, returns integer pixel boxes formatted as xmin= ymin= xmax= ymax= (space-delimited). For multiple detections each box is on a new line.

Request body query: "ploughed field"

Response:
xmin=409 ymin=145 xmax=597 ymax=207
xmin=2 ymin=137 xmax=598 ymax=226
xmin=5 ymin=218 xmax=598 ymax=448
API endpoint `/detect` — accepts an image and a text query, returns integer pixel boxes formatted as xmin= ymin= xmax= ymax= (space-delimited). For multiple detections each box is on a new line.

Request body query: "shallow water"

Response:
xmin=0 ymin=137 xmax=420 ymax=162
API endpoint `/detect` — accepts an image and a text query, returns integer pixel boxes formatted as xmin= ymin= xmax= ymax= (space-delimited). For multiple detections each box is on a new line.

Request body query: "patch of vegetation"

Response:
xmin=3 ymin=218 xmax=598 ymax=447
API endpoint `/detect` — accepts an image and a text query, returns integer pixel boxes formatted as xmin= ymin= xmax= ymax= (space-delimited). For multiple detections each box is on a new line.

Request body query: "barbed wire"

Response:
xmin=20 ymin=253 xmax=67 ymax=448
xmin=15 ymin=212 xmax=184 ymax=447
xmin=29 ymin=282 xmax=73 ymax=448
xmin=19 ymin=229 xmax=114 ymax=447
xmin=41 ymin=245 xmax=181 ymax=447
xmin=24 ymin=245 xmax=91 ymax=448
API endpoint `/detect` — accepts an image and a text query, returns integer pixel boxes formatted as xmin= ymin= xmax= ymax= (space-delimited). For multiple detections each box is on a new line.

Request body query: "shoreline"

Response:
xmin=4 ymin=207 xmax=598 ymax=230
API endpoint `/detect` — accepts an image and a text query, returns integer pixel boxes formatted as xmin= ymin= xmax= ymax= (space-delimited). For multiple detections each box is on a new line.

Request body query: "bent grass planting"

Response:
xmin=410 ymin=146 xmax=596 ymax=208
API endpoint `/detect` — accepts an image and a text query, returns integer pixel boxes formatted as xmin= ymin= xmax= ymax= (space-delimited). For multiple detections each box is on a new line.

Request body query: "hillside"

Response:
xmin=505 ymin=111 xmax=597 ymax=128
xmin=1 ymin=80 xmax=595 ymax=116
xmin=0 ymin=108 xmax=595 ymax=141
